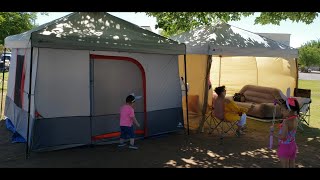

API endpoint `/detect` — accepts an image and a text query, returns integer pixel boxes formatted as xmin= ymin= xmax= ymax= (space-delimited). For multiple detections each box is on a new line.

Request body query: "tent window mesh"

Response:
xmin=14 ymin=55 xmax=24 ymax=108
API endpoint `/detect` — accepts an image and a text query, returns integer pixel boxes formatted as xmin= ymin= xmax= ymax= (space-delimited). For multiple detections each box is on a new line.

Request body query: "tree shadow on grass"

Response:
xmin=169 ymin=117 xmax=320 ymax=168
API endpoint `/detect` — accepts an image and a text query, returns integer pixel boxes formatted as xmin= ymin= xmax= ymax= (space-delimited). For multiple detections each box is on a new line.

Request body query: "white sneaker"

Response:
xmin=118 ymin=143 xmax=126 ymax=147
xmin=128 ymin=145 xmax=138 ymax=150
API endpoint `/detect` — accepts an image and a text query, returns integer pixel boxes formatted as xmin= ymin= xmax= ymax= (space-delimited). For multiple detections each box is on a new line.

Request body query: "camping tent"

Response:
xmin=171 ymin=22 xmax=298 ymax=115
xmin=4 ymin=12 xmax=186 ymax=152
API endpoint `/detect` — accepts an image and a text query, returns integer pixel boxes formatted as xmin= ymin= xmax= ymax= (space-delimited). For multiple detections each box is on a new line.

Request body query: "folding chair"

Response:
xmin=204 ymin=108 xmax=240 ymax=141
xmin=297 ymin=99 xmax=311 ymax=131
xmin=294 ymin=88 xmax=312 ymax=131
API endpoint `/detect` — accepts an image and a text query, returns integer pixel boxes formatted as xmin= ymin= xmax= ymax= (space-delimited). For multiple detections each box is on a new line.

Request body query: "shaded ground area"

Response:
xmin=0 ymin=117 xmax=319 ymax=168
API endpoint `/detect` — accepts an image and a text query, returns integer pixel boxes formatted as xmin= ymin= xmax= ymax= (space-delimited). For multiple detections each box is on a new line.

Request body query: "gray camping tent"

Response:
xmin=4 ymin=12 xmax=186 ymax=152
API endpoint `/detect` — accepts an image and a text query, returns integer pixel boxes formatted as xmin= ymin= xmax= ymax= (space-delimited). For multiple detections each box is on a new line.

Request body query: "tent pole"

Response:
xmin=89 ymin=56 xmax=94 ymax=146
xmin=183 ymin=54 xmax=189 ymax=135
xmin=255 ymin=57 xmax=259 ymax=86
xmin=198 ymin=55 xmax=212 ymax=133
xmin=26 ymin=47 xmax=33 ymax=159
xmin=1 ymin=48 xmax=6 ymax=118
xmin=295 ymin=58 xmax=298 ymax=89
xmin=218 ymin=55 xmax=222 ymax=86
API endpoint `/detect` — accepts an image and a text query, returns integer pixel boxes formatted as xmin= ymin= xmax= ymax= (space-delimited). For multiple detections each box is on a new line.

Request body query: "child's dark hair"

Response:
xmin=214 ymin=85 xmax=226 ymax=96
xmin=287 ymin=99 xmax=300 ymax=115
xmin=126 ymin=95 xmax=135 ymax=103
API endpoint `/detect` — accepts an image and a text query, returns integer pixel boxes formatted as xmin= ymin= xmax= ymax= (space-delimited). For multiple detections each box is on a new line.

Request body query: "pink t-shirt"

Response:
xmin=120 ymin=104 xmax=135 ymax=127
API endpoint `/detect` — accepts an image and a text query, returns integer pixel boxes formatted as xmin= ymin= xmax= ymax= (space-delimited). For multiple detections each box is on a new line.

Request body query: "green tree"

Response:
xmin=298 ymin=39 xmax=320 ymax=68
xmin=0 ymin=12 xmax=40 ymax=45
xmin=0 ymin=44 xmax=4 ymax=52
xmin=146 ymin=12 xmax=319 ymax=37
xmin=0 ymin=12 xmax=49 ymax=51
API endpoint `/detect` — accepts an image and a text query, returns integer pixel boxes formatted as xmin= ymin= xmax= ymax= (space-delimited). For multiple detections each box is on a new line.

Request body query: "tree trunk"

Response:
xmin=197 ymin=55 xmax=212 ymax=133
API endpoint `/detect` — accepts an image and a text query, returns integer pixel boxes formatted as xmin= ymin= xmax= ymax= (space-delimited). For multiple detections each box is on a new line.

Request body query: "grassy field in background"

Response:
xmin=299 ymin=80 xmax=320 ymax=129
xmin=0 ymin=72 xmax=8 ymax=118
xmin=0 ymin=71 xmax=8 ymax=90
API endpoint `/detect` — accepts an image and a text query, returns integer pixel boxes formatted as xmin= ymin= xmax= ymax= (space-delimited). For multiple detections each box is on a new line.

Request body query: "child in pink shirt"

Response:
xmin=276 ymin=98 xmax=299 ymax=168
xmin=118 ymin=95 xmax=140 ymax=149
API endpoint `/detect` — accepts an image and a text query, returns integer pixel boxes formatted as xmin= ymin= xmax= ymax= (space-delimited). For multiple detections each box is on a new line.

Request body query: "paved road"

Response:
xmin=299 ymin=72 xmax=320 ymax=81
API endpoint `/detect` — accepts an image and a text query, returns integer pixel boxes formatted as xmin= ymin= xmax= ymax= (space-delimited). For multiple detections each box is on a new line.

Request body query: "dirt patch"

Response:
xmin=0 ymin=117 xmax=319 ymax=168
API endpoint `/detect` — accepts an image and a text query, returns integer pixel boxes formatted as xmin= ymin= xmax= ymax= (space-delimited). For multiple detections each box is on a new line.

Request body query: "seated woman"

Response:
xmin=213 ymin=85 xmax=247 ymax=135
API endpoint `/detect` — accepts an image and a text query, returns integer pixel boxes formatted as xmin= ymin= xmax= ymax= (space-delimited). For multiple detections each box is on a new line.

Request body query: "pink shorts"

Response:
xmin=277 ymin=142 xmax=297 ymax=160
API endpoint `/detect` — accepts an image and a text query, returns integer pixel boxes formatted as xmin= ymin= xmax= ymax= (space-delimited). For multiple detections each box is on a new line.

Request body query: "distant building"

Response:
xmin=256 ymin=33 xmax=291 ymax=47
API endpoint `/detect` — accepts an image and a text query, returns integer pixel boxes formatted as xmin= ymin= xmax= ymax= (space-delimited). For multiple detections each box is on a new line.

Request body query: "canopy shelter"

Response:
xmin=171 ymin=22 xmax=298 ymax=130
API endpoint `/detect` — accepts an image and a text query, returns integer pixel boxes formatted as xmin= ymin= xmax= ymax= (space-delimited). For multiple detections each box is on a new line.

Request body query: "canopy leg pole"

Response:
xmin=198 ymin=55 xmax=212 ymax=133
xmin=26 ymin=47 xmax=33 ymax=159
xmin=218 ymin=55 xmax=222 ymax=86
xmin=184 ymin=54 xmax=189 ymax=135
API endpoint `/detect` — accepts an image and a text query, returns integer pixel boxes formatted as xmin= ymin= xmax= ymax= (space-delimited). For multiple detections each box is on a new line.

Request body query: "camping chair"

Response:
xmin=204 ymin=107 xmax=240 ymax=142
xmin=298 ymin=101 xmax=311 ymax=131
xmin=294 ymin=88 xmax=312 ymax=131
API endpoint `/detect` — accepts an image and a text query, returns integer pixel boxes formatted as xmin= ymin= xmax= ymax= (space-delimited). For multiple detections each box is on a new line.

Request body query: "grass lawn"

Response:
xmin=0 ymin=71 xmax=8 ymax=118
xmin=299 ymin=80 xmax=320 ymax=129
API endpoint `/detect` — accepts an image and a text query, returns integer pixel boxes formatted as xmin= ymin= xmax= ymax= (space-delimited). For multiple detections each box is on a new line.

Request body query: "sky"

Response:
xmin=36 ymin=12 xmax=320 ymax=48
